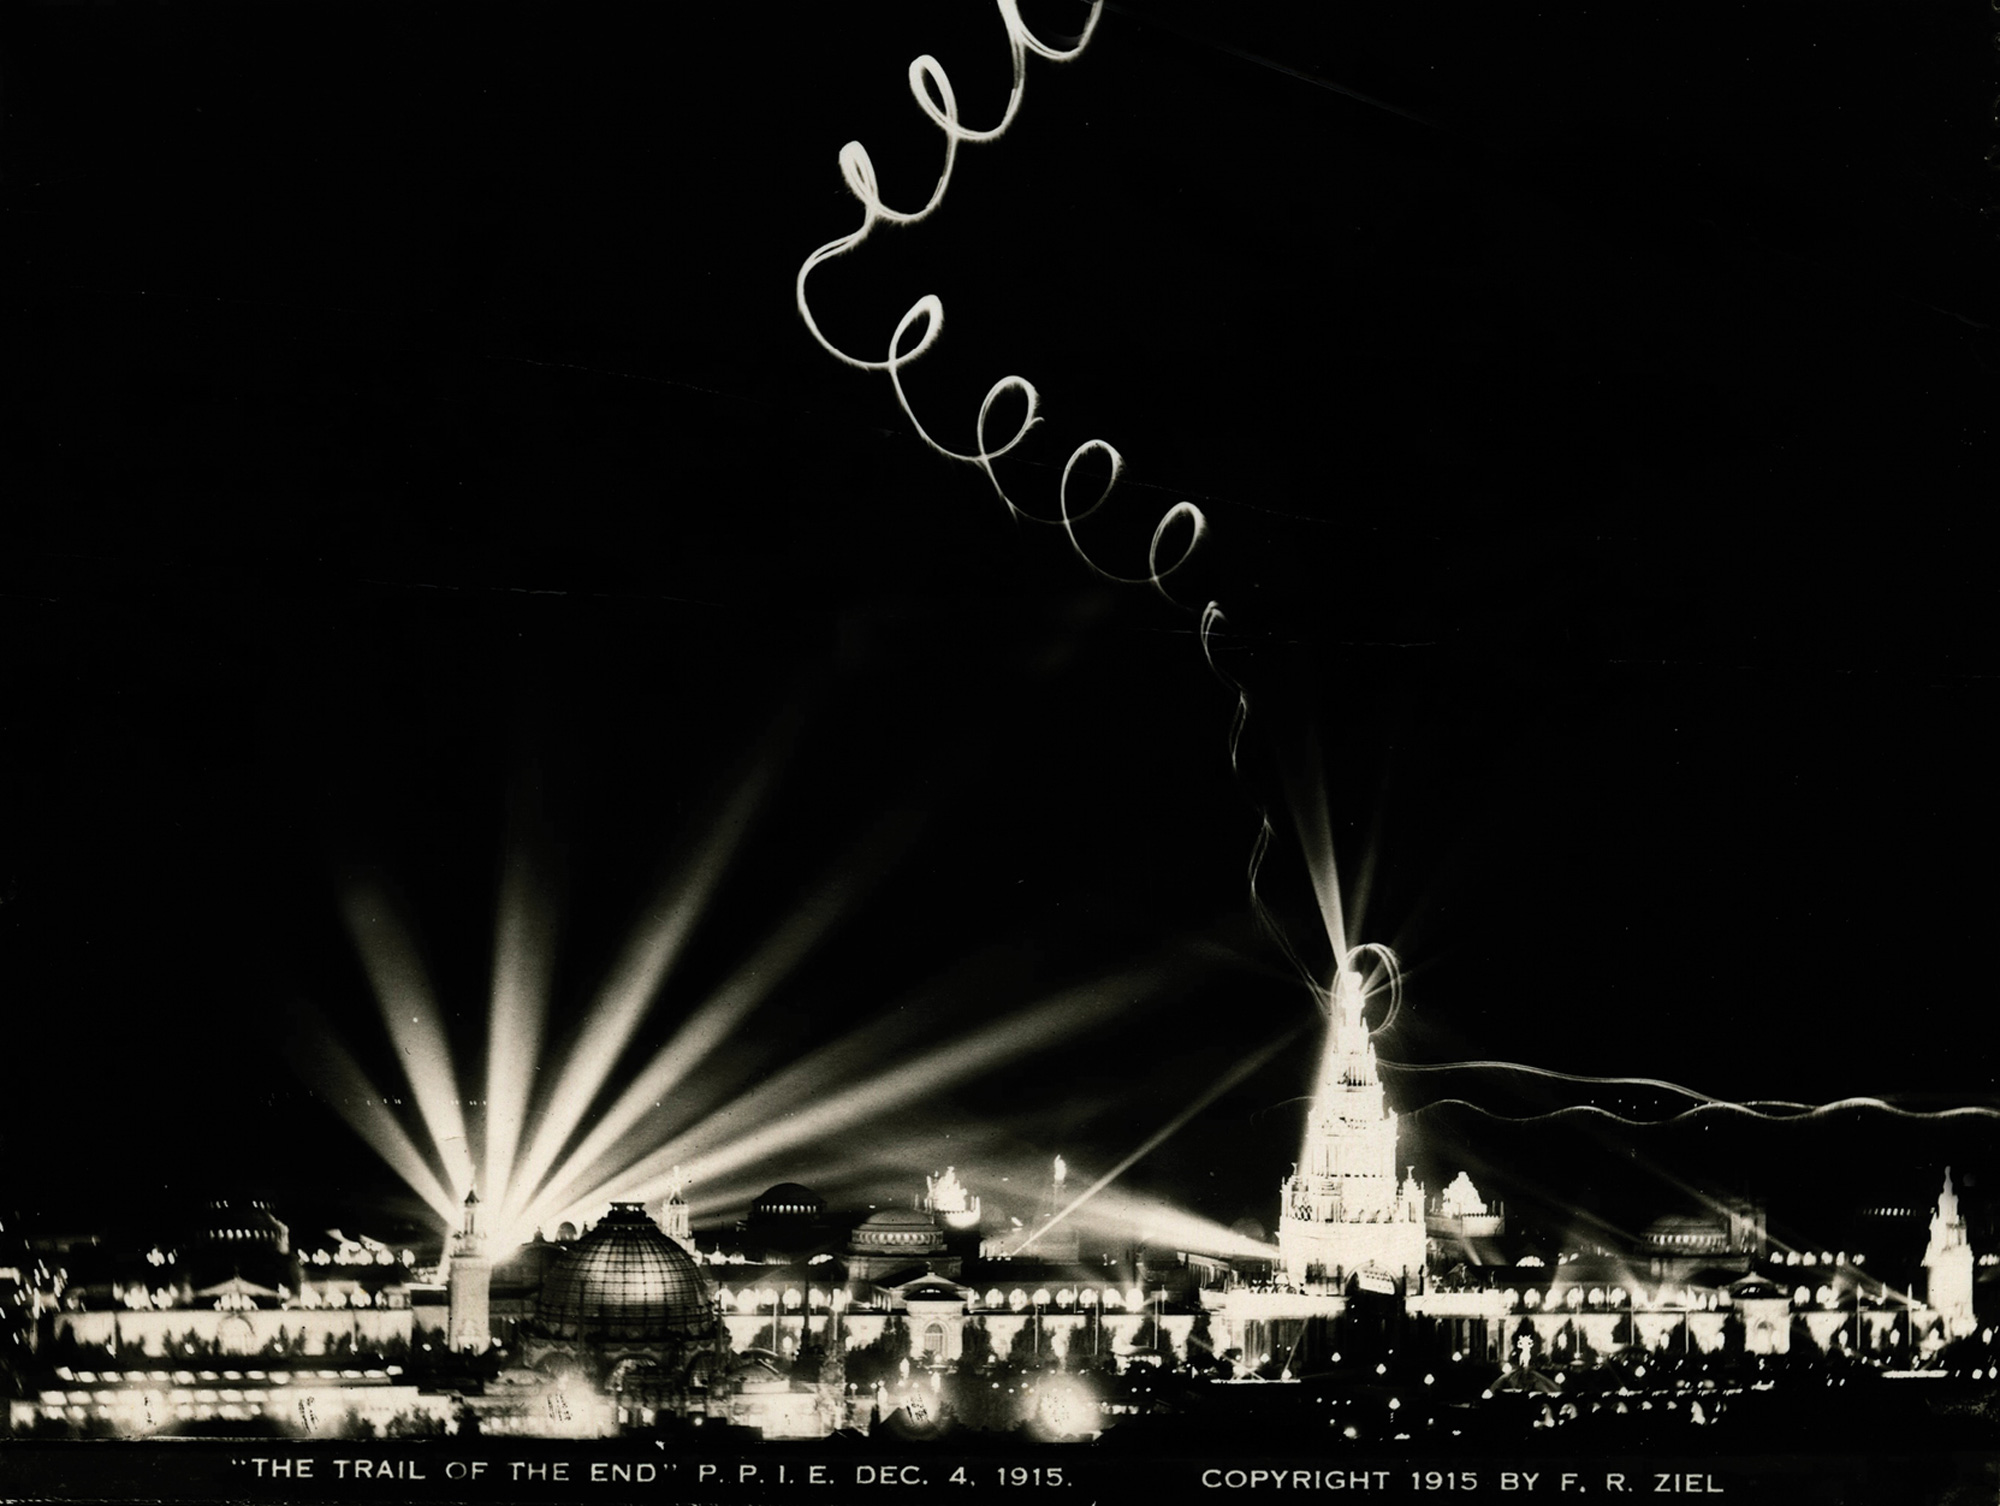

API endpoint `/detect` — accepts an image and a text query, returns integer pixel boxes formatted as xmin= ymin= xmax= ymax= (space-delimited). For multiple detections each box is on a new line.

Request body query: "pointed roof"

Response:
xmin=194 ymin=1273 xmax=286 ymax=1300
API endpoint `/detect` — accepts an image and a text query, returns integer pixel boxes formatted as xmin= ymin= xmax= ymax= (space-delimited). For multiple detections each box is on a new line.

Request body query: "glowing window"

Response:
xmin=1009 ymin=1290 xmax=1028 ymax=1311
xmin=1587 ymin=1289 xmax=1604 ymax=1306
xmin=1057 ymin=1289 xmax=1075 ymax=1307
xmin=1524 ymin=1290 xmax=1541 ymax=1310
xmin=1565 ymin=1289 xmax=1582 ymax=1310
xmin=985 ymin=1289 xmax=1003 ymax=1308
xmin=1815 ymin=1285 xmax=1835 ymax=1307
xmin=783 ymin=1290 xmax=801 ymax=1309
xmin=1033 ymin=1289 xmax=1051 ymax=1306
xmin=1793 ymin=1286 xmax=1810 ymax=1306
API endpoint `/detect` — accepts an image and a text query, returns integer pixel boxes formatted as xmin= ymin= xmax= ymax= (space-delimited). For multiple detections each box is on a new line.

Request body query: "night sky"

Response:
xmin=5 ymin=3 xmax=1997 ymax=1248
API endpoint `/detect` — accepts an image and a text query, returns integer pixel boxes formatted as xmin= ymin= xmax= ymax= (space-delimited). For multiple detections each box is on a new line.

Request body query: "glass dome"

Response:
xmin=535 ymin=1203 xmax=713 ymax=1342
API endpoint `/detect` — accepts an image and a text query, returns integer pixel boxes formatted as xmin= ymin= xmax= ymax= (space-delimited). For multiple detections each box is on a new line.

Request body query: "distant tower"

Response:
xmin=658 ymin=1167 xmax=695 ymax=1255
xmin=447 ymin=1189 xmax=492 ymax=1352
xmin=1924 ymin=1168 xmax=1976 ymax=1340
xmin=1277 ymin=966 xmax=1425 ymax=1289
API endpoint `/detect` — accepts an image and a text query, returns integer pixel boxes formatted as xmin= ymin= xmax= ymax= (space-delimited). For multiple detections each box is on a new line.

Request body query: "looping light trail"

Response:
xmin=1376 ymin=1058 xmax=1745 ymax=1106
xmin=1405 ymin=1096 xmax=2000 ymax=1127
xmin=796 ymin=1 xmax=1207 ymax=601
xmin=797 ymin=1 xmax=1104 ymax=370
xmin=1197 ymin=604 xmax=1318 ymax=994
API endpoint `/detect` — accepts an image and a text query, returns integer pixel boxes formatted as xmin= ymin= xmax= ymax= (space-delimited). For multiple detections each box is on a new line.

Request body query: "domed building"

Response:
xmin=518 ymin=1201 xmax=721 ymax=1409
xmin=742 ymin=1183 xmax=840 ymax=1261
xmin=845 ymin=1207 xmax=957 ymax=1282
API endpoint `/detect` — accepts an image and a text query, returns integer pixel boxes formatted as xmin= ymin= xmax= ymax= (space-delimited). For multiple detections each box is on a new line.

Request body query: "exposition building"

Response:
xmin=6 ymin=971 xmax=1993 ymax=1438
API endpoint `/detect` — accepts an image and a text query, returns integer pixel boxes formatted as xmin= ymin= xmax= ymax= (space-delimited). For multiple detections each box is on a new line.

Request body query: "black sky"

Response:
xmin=4 ymin=2 xmax=1997 ymax=1241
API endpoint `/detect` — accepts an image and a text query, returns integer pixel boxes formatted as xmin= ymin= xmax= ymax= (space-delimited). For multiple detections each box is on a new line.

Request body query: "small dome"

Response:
xmin=849 ymin=1207 xmax=944 ymax=1255
xmin=535 ymin=1204 xmax=712 ymax=1342
xmin=750 ymin=1184 xmax=824 ymax=1220
xmin=1642 ymin=1214 xmax=1728 ymax=1252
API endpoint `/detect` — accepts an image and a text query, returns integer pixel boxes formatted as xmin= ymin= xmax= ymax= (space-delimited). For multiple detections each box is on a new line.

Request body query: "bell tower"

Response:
xmin=447 ymin=1188 xmax=493 ymax=1352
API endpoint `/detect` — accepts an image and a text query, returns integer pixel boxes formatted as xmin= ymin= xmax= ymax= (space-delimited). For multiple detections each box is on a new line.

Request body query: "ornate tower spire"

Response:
xmin=1276 ymin=964 xmax=1425 ymax=1290
xmin=1925 ymin=1166 xmax=1974 ymax=1339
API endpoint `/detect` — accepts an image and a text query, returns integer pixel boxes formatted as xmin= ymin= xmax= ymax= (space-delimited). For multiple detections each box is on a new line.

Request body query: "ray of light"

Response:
xmin=501 ymin=955 xmax=1010 ymax=1243
xmin=1058 ymin=1188 xmax=1279 ymax=1261
xmin=1012 ymin=1030 xmax=1300 ymax=1255
xmin=283 ymin=1013 xmax=459 ymax=1226
xmin=483 ymin=840 xmax=556 ymax=1222
xmin=1282 ymin=741 xmax=1351 ymax=972
xmin=549 ymin=961 xmax=1186 ymax=1229
xmin=498 ymin=745 xmax=785 ymax=1233
xmin=511 ymin=817 xmax=920 ymax=1235
xmin=339 ymin=881 xmax=477 ymax=1200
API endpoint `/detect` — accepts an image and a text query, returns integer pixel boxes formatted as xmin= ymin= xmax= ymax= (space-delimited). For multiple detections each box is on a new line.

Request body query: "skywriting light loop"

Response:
xmin=796 ymin=2 xmax=1203 ymax=602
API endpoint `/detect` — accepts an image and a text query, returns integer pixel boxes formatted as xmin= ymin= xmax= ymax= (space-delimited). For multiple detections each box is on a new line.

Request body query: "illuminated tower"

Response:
xmin=656 ymin=1167 xmax=695 ymax=1255
xmin=1924 ymin=1167 xmax=1975 ymax=1340
xmin=1277 ymin=967 xmax=1425 ymax=1289
xmin=447 ymin=1189 xmax=492 ymax=1352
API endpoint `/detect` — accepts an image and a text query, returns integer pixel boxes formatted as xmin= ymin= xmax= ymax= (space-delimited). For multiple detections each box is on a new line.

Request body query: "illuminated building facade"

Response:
xmin=8 ymin=1152 xmax=1995 ymax=1439
xmin=1277 ymin=969 xmax=1425 ymax=1289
